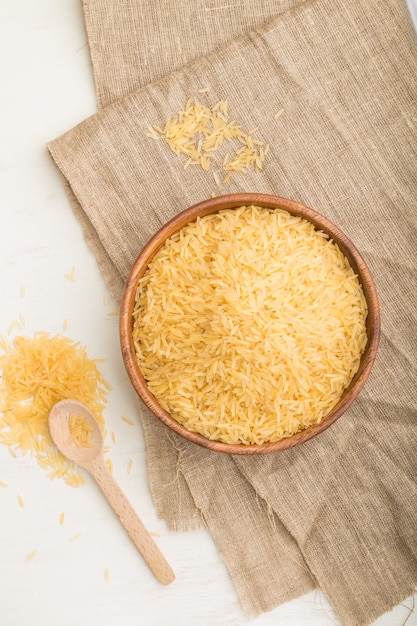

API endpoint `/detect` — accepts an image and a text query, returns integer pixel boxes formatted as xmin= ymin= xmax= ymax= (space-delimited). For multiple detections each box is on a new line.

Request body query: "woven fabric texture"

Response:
xmin=48 ymin=0 xmax=417 ymax=623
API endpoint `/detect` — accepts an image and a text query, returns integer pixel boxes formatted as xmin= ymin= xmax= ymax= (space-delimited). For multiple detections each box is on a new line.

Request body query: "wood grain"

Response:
xmin=49 ymin=400 xmax=176 ymax=584
xmin=84 ymin=454 xmax=175 ymax=585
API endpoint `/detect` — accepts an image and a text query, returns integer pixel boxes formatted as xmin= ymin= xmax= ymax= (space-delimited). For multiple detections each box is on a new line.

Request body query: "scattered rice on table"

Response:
xmin=7 ymin=319 xmax=24 ymax=335
xmin=0 ymin=332 xmax=110 ymax=486
xmin=64 ymin=266 xmax=77 ymax=282
xmin=132 ymin=205 xmax=368 ymax=445
xmin=27 ymin=549 xmax=39 ymax=561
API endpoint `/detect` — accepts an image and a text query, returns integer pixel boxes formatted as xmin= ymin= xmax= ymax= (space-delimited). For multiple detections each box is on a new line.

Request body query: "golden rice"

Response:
xmin=27 ymin=549 xmax=39 ymax=561
xmin=132 ymin=205 xmax=368 ymax=445
xmin=69 ymin=414 xmax=93 ymax=448
xmin=147 ymin=99 xmax=269 ymax=180
xmin=0 ymin=332 xmax=109 ymax=486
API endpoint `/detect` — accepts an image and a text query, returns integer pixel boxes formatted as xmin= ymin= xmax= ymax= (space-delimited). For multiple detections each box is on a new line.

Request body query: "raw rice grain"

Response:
xmin=132 ymin=205 xmax=368 ymax=445
xmin=0 ymin=333 xmax=109 ymax=486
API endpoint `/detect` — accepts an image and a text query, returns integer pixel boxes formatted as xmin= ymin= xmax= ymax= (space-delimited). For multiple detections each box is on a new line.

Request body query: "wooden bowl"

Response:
xmin=120 ymin=193 xmax=380 ymax=454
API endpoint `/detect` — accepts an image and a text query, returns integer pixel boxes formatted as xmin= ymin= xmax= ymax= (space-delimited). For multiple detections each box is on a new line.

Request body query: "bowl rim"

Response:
xmin=119 ymin=193 xmax=381 ymax=454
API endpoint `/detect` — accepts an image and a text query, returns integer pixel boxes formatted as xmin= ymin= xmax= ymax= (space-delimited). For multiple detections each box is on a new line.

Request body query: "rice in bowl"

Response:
xmin=132 ymin=205 xmax=368 ymax=446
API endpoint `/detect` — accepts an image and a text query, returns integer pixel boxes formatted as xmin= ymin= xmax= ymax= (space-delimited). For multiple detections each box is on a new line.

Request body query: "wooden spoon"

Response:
xmin=48 ymin=399 xmax=175 ymax=585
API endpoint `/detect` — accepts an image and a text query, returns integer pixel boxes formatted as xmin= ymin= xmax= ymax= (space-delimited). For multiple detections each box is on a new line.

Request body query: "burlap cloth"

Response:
xmin=48 ymin=0 xmax=417 ymax=623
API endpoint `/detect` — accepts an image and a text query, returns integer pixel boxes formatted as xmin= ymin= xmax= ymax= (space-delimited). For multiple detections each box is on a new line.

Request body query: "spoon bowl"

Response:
xmin=48 ymin=399 xmax=175 ymax=585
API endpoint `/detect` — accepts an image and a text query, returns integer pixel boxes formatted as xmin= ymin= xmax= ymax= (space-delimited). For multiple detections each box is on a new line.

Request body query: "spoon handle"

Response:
xmin=85 ymin=455 xmax=175 ymax=585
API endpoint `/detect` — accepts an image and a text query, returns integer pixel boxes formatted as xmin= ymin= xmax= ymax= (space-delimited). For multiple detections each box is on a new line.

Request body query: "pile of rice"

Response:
xmin=132 ymin=205 xmax=368 ymax=445
xmin=0 ymin=333 xmax=109 ymax=485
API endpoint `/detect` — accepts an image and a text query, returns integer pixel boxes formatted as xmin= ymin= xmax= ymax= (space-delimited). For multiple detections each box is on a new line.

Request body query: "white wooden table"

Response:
xmin=0 ymin=2 xmax=416 ymax=624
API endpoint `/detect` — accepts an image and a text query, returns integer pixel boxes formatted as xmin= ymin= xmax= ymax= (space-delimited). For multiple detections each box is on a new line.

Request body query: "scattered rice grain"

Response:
xmin=147 ymin=99 xmax=268 ymax=177
xmin=64 ymin=266 xmax=77 ymax=282
xmin=7 ymin=320 xmax=23 ymax=335
xmin=27 ymin=549 xmax=38 ymax=561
